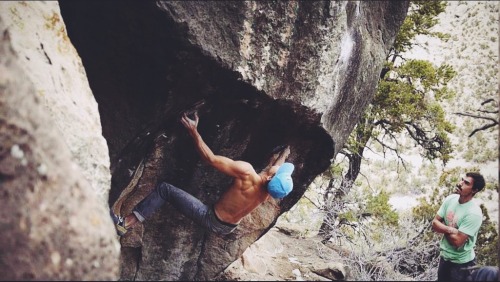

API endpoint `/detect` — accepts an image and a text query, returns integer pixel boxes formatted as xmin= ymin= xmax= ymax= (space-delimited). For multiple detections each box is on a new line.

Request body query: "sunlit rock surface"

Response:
xmin=0 ymin=2 xmax=119 ymax=280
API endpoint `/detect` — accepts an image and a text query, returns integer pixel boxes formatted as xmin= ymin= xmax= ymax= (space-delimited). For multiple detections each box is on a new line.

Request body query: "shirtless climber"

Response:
xmin=111 ymin=111 xmax=294 ymax=236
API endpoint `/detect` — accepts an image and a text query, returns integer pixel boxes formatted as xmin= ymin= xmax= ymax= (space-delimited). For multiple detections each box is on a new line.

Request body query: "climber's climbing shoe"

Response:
xmin=110 ymin=210 xmax=128 ymax=236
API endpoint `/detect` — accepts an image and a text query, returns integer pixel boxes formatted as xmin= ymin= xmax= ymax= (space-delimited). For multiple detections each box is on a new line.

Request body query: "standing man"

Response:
xmin=432 ymin=172 xmax=486 ymax=281
xmin=111 ymin=111 xmax=294 ymax=236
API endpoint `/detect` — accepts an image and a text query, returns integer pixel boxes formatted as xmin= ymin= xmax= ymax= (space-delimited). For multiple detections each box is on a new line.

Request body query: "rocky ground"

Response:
xmin=217 ymin=220 xmax=414 ymax=281
xmin=217 ymin=222 xmax=347 ymax=281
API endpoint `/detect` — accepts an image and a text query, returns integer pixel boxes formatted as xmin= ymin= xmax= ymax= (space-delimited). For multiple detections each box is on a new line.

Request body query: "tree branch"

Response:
xmin=468 ymin=122 xmax=498 ymax=137
xmin=454 ymin=112 xmax=498 ymax=123
xmin=454 ymin=111 xmax=499 ymax=137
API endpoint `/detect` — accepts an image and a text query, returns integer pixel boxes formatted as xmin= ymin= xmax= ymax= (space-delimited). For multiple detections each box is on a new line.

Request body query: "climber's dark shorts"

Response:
xmin=133 ymin=182 xmax=238 ymax=235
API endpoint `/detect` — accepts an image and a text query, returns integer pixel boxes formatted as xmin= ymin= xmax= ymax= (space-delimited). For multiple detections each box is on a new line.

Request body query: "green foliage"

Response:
xmin=462 ymin=132 xmax=497 ymax=163
xmin=412 ymin=185 xmax=447 ymax=242
xmin=376 ymin=60 xmax=456 ymax=114
xmin=412 ymin=187 xmax=445 ymax=222
xmin=350 ymin=1 xmax=457 ymax=167
xmin=366 ymin=191 xmax=399 ymax=226
xmin=368 ymin=57 xmax=456 ymax=163
xmin=393 ymin=1 xmax=448 ymax=54
xmin=476 ymin=204 xmax=498 ymax=266
xmin=484 ymin=181 xmax=498 ymax=192
xmin=328 ymin=162 xmax=345 ymax=177
xmin=338 ymin=210 xmax=356 ymax=223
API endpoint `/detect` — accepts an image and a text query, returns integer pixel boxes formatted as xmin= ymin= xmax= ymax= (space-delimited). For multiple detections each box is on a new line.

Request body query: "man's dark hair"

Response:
xmin=467 ymin=172 xmax=486 ymax=192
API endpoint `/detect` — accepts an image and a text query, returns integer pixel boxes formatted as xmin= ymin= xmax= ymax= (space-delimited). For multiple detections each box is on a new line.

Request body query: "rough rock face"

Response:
xmin=157 ymin=1 xmax=408 ymax=156
xmin=57 ymin=1 xmax=408 ymax=280
xmin=0 ymin=2 xmax=119 ymax=280
xmin=0 ymin=2 xmax=111 ymax=202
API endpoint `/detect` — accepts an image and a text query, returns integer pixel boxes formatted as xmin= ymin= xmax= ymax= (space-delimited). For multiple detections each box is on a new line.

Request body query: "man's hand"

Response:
xmin=271 ymin=144 xmax=287 ymax=154
xmin=262 ymin=145 xmax=291 ymax=173
xmin=281 ymin=146 xmax=291 ymax=158
xmin=273 ymin=145 xmax=290 ymax=164
xmin=181 ymin=111 xmax=199 ymax=135
xmin=447 ymin=226 xmax=459 ymax=235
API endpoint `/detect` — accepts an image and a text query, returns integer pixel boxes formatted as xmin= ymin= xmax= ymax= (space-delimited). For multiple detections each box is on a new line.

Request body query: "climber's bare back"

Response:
xmin=214 ymin=167 xmax=273 ymax=224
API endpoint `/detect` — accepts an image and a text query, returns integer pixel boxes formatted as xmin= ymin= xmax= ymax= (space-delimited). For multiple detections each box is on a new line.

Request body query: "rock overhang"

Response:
xmin=58 ymin=0 xmax=408 ymax=280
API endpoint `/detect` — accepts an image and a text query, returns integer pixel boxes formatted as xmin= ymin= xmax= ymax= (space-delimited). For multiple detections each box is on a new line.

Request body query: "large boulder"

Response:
xmin=0 ymin=1 xmax=119 ymax=280
xmin=0 ymin=1 xmax=111 ymax=201
xmin=58 ymin=1 xmax=408 ymax=280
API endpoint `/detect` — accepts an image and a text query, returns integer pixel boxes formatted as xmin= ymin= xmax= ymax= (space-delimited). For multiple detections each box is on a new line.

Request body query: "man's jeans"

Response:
xmin=438 ymin=256 xmax=476 ymax=281
xmin=132 ymin=182 xmax=237 ymax=235
xmin=468 ymin=266 xmax=499 ymax=281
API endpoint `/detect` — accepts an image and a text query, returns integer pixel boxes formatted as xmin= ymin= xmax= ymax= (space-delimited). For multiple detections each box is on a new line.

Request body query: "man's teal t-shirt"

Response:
xmin=437 ymin=194 xmax=483 ymax=263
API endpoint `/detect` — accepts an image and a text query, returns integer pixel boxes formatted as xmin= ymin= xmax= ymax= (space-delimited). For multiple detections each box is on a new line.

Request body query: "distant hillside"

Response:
xmin=408 ymin=1 xmax=498 ymax=170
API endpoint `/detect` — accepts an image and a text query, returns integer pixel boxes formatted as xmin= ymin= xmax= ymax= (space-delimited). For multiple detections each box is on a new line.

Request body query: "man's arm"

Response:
xmin=181 ymin=112 xmax=252 ymax=178
xmin=432 ymin=215 xmax=469 ymax=248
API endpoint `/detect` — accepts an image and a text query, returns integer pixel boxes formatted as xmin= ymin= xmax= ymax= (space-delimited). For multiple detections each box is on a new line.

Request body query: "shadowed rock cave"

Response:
xmin=59 ymin=0 xmax=334 ymax=210
xmin=59 ymin=1 xmax=334 ymax=280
